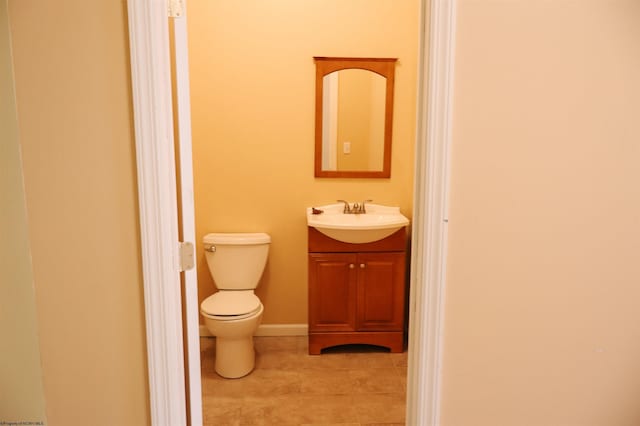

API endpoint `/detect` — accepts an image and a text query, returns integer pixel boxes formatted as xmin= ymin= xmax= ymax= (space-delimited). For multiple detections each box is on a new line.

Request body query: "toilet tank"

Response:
xmin=202 ymin=233 xmax=271 ymax=290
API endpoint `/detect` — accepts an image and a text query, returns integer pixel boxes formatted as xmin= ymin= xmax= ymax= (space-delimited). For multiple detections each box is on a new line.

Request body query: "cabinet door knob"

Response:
xmin=360 ymin=263 xmax=366 ymax=268
xmin=349 ymin=264 xmax=355 ymax=269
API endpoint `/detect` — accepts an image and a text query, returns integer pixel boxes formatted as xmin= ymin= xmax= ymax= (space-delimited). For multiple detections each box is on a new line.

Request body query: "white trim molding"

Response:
xmin=172 ymin=9 xmax=204 ymax=426
xmin=199 ymin=324 xmax=309 ymax=338
xmin=406 ymin=0 xmax=456 ymax=425
xmin=127 ymin=0 xmax=187 ymax=425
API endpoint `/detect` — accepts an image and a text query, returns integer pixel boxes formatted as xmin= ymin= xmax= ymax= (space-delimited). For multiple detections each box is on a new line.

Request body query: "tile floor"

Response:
xmin=200 ymin=336 xmax=407 ymax=426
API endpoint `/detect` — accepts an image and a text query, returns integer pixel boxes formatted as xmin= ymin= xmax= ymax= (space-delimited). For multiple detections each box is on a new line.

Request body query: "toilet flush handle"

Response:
xmin=204 ymin=244 xmax=216 ymax=253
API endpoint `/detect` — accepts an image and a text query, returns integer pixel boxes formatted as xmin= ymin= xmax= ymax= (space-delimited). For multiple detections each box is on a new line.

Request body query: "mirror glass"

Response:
xmin=321 ymin=70 xmax=386 ymax=172
xmin=314 ymin=57 xmax=397 ymax=178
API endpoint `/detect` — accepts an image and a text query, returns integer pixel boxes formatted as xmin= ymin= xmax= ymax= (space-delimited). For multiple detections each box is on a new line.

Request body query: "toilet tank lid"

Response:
xmin=201 ymin=291 xmax=261 ymax=316
xmin=203 ymin=232 xmax=271 ymax=245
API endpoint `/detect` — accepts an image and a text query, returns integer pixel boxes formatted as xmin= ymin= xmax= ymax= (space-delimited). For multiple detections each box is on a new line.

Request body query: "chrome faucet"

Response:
xmin=357 ymin=199 xmax=372 ymax=214
xmin=337 ymin=199 xmax=373 ymax=214
xmin=337 ymin=199 xmax=353 ymax=214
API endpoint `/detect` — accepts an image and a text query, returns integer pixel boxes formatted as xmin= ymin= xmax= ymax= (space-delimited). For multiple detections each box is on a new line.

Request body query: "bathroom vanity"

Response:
xmin=307 ymin=226 xmax=407 ymax=354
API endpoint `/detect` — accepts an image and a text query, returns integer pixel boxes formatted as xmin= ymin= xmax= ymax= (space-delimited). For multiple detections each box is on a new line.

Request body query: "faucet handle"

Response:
xmin=361 ymin=199 xmax=373 ymax=213
xmin=336 ymin=199 xmax=351 ymax=213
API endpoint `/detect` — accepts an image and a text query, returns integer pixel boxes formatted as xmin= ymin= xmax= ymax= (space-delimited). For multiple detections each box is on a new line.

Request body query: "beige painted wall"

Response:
xmin=442 ymin=1 xmax=640 ymax=425
xmin=8 ymin=1 xmax=150 ymax=424
xmin=188 ymin=0 xmax=420 ymax=324
xmin=0 ymin=1 xmax=46 ymax=422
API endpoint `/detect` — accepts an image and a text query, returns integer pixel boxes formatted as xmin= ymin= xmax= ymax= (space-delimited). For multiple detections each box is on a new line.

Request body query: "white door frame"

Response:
xmin=171 ymin=7 xmax=204 ymax=425
xmin=406 ymin=0 xmax=456 ymax=424
xmin=126 ymin=1 xmax=187 ymax=425
xmin=126 ymin=0 xmax=456 ymax=424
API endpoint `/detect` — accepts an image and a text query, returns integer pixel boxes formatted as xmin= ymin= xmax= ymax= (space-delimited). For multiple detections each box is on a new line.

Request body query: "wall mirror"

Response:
xmin=314 ymin=57 xmax=397 ymax=178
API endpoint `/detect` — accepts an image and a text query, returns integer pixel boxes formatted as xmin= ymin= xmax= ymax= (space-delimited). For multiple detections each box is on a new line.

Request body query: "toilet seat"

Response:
xmin=200 ymin=291 xmax=261 ymax=321
xmin=201 ymin=305 xmax=263 ymax=322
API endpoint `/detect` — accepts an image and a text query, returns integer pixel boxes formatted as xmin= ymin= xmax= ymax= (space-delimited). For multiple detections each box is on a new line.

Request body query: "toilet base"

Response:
xmin=215 ymin=336 xmax=256 ymax=379
xmin=201 ymin=302 xmax=263 ymax=378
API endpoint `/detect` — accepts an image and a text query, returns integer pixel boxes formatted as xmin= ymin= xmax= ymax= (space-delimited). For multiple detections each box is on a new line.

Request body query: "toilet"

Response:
xmin=200 ymin=232 xmax=270 ymax=378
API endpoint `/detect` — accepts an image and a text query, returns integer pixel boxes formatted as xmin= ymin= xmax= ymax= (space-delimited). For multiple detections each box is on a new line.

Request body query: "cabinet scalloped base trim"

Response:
xmin=308 ymin=331 xmax=404 ymax=355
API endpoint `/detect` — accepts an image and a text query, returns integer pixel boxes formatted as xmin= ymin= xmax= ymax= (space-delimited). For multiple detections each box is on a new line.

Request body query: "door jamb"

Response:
xmin=126 ymin=1 xmax=187 ymax=424
xmin=406 ymin=0 xmax=456 ymax=424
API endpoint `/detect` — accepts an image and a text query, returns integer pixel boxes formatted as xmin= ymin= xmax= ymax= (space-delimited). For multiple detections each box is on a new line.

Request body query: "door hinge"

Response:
xmin=179 ymin=241 xmax=195 ymax=272
xmin=168 ymin=0 xmax=184 ymax=18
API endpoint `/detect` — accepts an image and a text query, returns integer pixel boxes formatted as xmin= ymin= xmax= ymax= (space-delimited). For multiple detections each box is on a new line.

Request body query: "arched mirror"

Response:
xmin=314 ymin=57 xmax=397 ymax=178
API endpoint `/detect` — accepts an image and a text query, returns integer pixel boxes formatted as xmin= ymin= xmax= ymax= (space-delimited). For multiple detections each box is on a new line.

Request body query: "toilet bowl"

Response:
xmin=200 ymin=232 xmax=270 ymax=378
xmin=201 ymin=303 xmax=264 ymax=378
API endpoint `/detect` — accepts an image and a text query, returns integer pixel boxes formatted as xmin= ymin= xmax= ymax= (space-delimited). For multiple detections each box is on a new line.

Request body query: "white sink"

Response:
xmin=307 ymin=203 xmax=409 ymax=244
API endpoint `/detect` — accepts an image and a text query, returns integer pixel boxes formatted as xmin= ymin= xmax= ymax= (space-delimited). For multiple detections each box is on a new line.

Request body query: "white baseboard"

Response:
xmin=199 ymin=324 xmax=308 ymax=337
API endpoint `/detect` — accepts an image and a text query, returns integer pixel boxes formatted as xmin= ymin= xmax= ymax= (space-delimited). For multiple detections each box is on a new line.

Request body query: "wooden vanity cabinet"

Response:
xmin=308 ymin=227 xmax=407 ymax=354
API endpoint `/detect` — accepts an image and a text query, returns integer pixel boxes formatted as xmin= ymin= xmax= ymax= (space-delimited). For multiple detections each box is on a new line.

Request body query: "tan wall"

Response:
xmin=442 ymin=1 xmax=640 ymax=425
xmin=8 ymin=1 xmax=150 ymax=424
xmin=188 ymin=0 xmax=420 ymax=324
xmin=0 ymin=1 xmax=46 ymax=422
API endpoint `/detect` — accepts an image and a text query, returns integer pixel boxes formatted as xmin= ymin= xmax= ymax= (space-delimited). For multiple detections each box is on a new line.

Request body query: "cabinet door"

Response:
xmin=308 ymin=253 xmax=357 ymax=332
xmin=356 ymin=252 xmax=405 ymax=331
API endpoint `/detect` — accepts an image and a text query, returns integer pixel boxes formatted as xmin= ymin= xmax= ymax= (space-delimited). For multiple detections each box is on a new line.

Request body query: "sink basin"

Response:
xmin=307 ymin=203 xmax=409 ymax=244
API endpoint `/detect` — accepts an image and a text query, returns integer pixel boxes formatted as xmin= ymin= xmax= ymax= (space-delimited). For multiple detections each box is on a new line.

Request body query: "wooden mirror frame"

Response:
xmin=314 ymin=57 xmax=397 ymax=178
